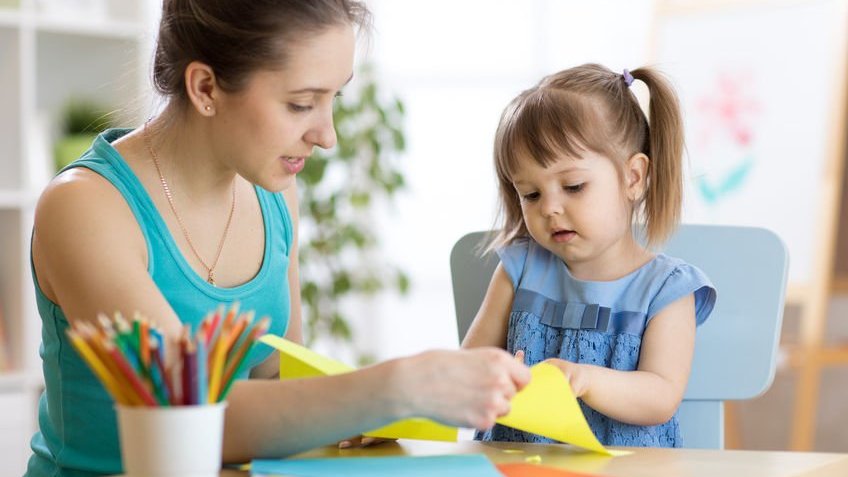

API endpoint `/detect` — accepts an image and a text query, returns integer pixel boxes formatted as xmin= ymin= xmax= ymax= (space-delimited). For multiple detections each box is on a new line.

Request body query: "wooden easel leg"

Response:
xmin=724 ymin=401 xmax=742 ymax=449
xmin=790 ymin=349 xmax=822 ymax=451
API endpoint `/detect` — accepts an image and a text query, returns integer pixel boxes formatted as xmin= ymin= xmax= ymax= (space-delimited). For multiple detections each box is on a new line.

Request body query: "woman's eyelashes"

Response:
xmin=287 ymin=103 xmax=313 ymax=113
xmin=288 ymin=91 xmax=343 ymax=113
xmin=522 ymin=191 xmax=541 ymax=202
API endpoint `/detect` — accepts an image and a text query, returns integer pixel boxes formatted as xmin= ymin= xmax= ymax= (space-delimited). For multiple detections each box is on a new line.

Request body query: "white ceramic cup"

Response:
xmin=116 ymin=403 xmax=227 ymax=477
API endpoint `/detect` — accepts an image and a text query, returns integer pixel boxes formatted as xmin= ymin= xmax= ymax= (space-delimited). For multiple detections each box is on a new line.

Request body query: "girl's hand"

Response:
xmin=544 ymin=358 xmax=592 ymax=398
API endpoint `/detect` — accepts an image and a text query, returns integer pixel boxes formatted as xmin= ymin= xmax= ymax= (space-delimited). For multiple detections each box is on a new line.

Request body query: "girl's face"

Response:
xmin=212 ymin=23 xmax=356 ymax=192
xmin=511 ymin=150 xmax=642 ymax=279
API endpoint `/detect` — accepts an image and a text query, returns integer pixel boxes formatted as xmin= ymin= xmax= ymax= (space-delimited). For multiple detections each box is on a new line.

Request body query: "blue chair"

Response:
xmin=450 ymin=224 xmax=789 ymax=449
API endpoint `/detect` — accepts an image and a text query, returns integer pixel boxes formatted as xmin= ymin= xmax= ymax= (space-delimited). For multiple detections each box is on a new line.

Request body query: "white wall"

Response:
xmin=349 ymin=0 xmax=657 ymax=360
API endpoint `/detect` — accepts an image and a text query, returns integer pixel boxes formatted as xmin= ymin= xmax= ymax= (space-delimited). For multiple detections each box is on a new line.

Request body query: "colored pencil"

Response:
xmin=104 ymin=341 xmax=158 ymax=406
xmin=67 ymin=305 xmax=267 ymax=407
xmin=219 ymin=317 xmax=270 ymax=400
xmin=197 ymin=335 xmax=208 ymax=405
xmin=67 ymin=329 xmax=129 ymax=404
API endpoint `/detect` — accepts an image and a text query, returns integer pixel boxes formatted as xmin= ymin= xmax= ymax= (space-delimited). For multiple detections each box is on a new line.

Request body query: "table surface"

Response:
xmin=216 ymin=439 xmax=848 ymax=477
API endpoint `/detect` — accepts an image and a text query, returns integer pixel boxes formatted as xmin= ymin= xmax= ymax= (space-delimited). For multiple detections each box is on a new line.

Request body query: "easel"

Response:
xmin=652 ymin=0 xmax=848 ymax=450
xmin=788 ymin=85 xmax=848 ymax=450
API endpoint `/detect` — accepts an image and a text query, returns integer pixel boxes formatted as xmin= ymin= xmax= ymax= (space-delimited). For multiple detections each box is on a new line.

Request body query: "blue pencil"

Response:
xmin=196 ymin=333 xmax=207 ymax=405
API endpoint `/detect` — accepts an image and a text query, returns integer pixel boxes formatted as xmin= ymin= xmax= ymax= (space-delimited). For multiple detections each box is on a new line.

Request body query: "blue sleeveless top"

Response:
xmin=25 ymin=129 xmax=292 ymax=476
xmin=477 ymin=238 xmax=716 ymax=448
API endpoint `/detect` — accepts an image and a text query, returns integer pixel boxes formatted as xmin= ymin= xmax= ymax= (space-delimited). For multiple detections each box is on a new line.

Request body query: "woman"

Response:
xmin=25 ymin=1 xmax=530 ymax=475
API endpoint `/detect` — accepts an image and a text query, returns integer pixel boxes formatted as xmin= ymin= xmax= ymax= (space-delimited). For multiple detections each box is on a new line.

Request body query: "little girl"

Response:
xmin=462 ymin=63 xmax=716 ymax=447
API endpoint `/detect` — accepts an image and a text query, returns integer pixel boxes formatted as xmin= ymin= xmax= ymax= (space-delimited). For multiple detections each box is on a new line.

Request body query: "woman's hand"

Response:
xmin=393 ymin=347 xmax=531 ymax=430
xmin=337 ymin=436 xmax=396 ymax=449
xmin=544 ymin=358 xmax=592 ymax=398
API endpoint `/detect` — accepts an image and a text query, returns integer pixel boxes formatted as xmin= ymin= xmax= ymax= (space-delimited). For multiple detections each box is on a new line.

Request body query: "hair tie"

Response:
xmin=622 ymin=69 xmax=634 ymax=87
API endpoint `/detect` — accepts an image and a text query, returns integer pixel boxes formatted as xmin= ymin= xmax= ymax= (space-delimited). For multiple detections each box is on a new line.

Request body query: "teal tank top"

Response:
xmin=25 ymin=129 xmax=292 ymax=476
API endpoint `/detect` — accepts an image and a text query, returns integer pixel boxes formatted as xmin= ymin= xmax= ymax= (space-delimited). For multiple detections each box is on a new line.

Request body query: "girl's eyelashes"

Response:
xmin=521 ymin=191 xmax=541 ymax=202
xmin=520 ymin=183 xmax=584 ymax=202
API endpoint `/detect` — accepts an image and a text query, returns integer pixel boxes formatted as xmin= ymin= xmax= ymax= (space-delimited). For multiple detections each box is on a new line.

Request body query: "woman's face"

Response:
xmin=212 ymin=23 xmax=356 ymax=192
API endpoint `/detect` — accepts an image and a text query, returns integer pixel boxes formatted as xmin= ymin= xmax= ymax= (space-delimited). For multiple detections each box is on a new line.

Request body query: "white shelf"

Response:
xmin=0 ymin=189 xmax=37 ymax=209
xmin=0 ymin=2 xmax=149 ymax=470
xmin=0 ymin=9 xmax=22 ymax=27
xmin=34 ymin=16 xmax=143 ymax=39
xmin=0 ymin=371 xmax=43 ymax=393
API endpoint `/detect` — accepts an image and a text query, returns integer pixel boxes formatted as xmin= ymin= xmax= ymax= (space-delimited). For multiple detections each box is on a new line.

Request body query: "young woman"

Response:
xmin=25 ymin=1 xmax=530 ymax=475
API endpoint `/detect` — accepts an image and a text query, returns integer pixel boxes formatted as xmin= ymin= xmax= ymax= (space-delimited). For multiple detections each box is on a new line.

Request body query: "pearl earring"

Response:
xmin=204 ymin=105 xmax=212 ymax=112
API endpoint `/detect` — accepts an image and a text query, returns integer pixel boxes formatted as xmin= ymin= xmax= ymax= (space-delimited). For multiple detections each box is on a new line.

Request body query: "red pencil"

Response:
xmin=104 ymin=341 xmax=157 ymax=406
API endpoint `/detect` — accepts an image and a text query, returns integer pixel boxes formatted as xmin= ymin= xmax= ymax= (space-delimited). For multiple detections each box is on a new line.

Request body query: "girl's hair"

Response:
xmin=153 ymin=0 xmax=371 ymax=104
xmin=491 ymin=63 xmax=684 ymax=250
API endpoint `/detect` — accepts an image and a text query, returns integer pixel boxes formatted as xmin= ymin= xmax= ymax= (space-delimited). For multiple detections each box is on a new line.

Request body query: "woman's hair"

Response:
xmin=491 ymin=63 xmax=684 ymax=249
xmin=153 ymin=0 xmax=371 ymax=104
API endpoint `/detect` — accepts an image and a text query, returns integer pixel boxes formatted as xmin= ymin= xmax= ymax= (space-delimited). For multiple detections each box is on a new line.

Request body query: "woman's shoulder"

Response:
xmin=37 ymin=129 xmax=145 ymax=232
xmin=35 ymin=165 xmax=147 ymax=263
xmin=37 ymin=166 xmax=133 ymax=225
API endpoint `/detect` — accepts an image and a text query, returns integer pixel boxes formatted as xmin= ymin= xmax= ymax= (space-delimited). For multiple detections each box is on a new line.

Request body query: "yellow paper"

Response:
xmin=263 ymin=335 xmax=356 ymax=377
xmin=496 ymin=362 xmax=629 ymax=456
xmin=259 ymin=335 xmax=459 ymax=442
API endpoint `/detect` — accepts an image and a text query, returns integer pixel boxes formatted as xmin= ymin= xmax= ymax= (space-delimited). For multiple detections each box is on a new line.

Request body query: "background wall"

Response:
xmin=335 ymin=0 xmax=655 ymax=360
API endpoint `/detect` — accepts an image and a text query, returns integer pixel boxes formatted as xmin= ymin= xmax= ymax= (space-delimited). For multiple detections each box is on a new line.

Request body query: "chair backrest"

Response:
xmin=450 ymin=224 xmax=789 ymax=449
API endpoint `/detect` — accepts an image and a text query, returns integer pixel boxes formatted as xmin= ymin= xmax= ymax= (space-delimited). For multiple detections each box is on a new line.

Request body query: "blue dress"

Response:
xmin=476 ymin=238 xmax=716 ymax=447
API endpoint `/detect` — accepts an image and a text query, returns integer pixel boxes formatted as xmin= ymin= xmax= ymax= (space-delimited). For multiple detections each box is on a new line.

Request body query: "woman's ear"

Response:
xmin=625 ymin=153 xmax=649 ymax=201
xmin=184 ymin=61 xmax=218 ymax=116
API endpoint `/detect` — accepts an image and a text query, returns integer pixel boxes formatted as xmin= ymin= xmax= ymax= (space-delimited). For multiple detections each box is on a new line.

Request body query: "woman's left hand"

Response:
xmin=543 ymin=358 xmax=592 ymax=398
xmin=337 ymin=436 xmax=396 ymax=449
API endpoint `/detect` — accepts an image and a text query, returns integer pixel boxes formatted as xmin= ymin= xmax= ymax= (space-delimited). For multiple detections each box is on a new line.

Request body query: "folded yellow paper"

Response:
xmin=258 ymin=335 xmax=458 ymax=442
xmin=496 ymin=362 xmax=628 ymax=456
xmin=259 ymin=336 xmax=628 ymax=454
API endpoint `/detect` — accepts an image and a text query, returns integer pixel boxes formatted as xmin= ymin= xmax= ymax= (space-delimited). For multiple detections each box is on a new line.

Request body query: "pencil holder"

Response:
xmin=66 ymin=303 xmax=270 ymax=475
xmin=116 ymin=402 xmax=227 ymax=477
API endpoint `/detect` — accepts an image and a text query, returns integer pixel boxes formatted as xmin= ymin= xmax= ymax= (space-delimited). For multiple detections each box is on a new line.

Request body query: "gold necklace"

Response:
xmin=143 ymin=121 xmax=236 ymax=286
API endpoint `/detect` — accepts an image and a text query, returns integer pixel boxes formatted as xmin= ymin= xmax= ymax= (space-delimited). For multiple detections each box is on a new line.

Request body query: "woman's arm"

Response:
xmin=224 ymin=346 xmax=530 ymax=462
xmin=546 ymin=293 xmax=697 ymax=426
xmin=32 ymin=169 xmax=186 ymax=339
xmin=34 ymin=171 xmax=531 ymax=461
xmin=461 ymin=264 xmax=514 ymax=349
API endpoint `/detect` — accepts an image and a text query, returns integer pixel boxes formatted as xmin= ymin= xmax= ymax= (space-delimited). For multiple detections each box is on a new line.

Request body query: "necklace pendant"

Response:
xmin=208 ymin=271 xmax=216 ymax=286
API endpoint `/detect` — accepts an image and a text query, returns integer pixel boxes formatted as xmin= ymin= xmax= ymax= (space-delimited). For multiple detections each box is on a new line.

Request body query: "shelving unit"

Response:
xmin=0 ymin=0 xmax=151 ymax=474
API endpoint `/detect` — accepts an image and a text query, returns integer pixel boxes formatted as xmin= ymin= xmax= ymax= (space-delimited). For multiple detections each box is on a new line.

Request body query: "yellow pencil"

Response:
xmin=77 ymin=323 xmax=142 ymax=406
xmin=206 ymin=332 xmax=228 ymax=403
xmin=67 ymin=329 xmax=130 ymax=405
xmin=207 ymin=309 xmax=251 ymax=402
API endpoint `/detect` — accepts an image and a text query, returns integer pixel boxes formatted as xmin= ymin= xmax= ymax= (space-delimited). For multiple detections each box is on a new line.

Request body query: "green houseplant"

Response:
xmin=54 ymin=98 xmax=113 ymax=171
xmin=297 ymin=65 xmax=409 ymax=363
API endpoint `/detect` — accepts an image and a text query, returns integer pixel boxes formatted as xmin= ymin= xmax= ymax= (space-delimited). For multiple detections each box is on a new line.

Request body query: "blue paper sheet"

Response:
xmin=252 ymin=454 xmax=503 ymax=476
